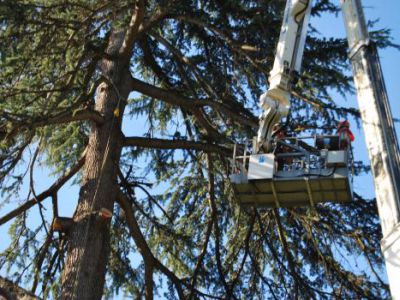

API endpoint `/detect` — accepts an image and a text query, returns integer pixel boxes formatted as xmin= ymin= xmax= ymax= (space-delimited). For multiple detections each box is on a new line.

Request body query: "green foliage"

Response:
xmin=0 ymin=0 xmax=398 ymax=298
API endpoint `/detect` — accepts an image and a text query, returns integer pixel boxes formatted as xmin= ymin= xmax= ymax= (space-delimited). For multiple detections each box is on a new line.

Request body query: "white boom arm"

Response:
xmin=256 ymin=0 xmax=312 ymax=152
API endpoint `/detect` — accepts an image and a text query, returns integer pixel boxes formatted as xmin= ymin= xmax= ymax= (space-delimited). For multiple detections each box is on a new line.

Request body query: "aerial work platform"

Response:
xmin=230 ymin=135 xmax=353 ymax=208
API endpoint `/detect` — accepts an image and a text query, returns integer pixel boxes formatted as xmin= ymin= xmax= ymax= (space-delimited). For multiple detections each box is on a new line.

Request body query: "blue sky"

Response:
xmin=0 ymin=0 xmax=399 ymax=297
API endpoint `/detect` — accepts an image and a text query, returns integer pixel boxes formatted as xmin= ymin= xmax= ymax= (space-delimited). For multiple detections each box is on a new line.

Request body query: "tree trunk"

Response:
xmin=61 ymin=28 xmax=131 ymax=299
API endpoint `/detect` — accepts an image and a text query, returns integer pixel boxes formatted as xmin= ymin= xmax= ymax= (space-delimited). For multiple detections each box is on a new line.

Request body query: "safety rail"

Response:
xmin=230 ymin=134 xmax=354 ymax=207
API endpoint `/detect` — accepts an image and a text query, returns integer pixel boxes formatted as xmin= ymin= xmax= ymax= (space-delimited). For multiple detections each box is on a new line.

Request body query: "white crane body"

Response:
xmin=230 ymin=0 xmax=400 ymax=297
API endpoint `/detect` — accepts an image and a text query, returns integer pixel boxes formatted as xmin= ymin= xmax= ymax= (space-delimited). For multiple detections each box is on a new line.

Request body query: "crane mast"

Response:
xmin=341 ymin=0 xmax=400 ymax=298
xmin=243 ymin=0 xmax=400 ymax=297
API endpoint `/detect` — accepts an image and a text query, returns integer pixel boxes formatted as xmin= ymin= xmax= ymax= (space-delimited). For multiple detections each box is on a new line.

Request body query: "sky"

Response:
xmin=0 ymin=0 xmax=399 ymax=297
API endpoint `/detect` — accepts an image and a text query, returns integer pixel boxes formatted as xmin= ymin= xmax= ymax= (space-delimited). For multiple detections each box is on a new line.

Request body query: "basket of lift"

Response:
xmin=229 ymin=135 xmax=353 ymax=208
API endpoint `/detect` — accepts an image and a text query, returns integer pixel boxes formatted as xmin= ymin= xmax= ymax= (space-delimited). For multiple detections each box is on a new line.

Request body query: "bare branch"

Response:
xmin=123 ymin=136 xmax=231 ymax=154
xmin=118 ymin=169 xmax=173 ymax=223
xmin=0 ymin=276 xmax=41 ymax=300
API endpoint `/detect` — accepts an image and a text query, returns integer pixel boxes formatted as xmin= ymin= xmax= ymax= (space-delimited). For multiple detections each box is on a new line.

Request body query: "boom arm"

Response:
xmin=256 ymin=0 xmax=312 ymax=152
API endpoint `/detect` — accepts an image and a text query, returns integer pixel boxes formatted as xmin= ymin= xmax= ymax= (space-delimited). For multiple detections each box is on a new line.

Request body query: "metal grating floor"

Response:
xmin=232 ymin=169 xmax=353 ymax=208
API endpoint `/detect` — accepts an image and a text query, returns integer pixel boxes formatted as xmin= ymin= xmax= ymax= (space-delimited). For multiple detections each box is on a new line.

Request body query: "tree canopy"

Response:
xmin=0 ymin=0 xmax=396 ymax=298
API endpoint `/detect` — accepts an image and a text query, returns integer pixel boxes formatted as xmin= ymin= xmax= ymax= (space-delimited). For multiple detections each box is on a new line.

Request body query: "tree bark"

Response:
xmin=60 ymin=27 xmax=131 ymax=299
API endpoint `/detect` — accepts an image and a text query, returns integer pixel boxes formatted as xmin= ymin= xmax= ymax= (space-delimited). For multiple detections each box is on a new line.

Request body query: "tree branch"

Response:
xmin=174 ymin=15 xmax=266 ymax=74
xmin=206 ymin=153 xmax=230 ymax=295
xmin=227 ymin=211 xmax=256 ymax=297
xmin=291 ymin=90 xmax=360 ymax=118
xmin=123 ymin=136 xmax=231 ymax=154
xmin=188 ymin=209 xmax=214 ymax=299
xmin=144 ymin=262 xmax=154 ymax=300
xmin=129 ymin=76 xmax=203 ymax=108
xmin=0 ymin=154 xmax=85 ymax=226
xmin=139 ymin=36 xmax=173 ymax=87
xmin=31 ymin=228 xmax=54 ymax=293
xmin=1 ymin=109 xmax=104 ymax=144
xmin=117 ymin=192 xmax=185 ymax=299
xmin=119 ymin=0 xmax=145 ymax=58
xmin=45 ymin=109 xmax=105 ymax=126
xmin=128 ymin=76 xmax=257 ymax=129
xmin=149 ymin=30 xmax=258 ymax=125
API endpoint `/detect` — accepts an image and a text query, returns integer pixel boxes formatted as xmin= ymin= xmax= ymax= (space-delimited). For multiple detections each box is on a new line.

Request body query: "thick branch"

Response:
xmin=129 ymin=76 xmax=203 ymax=108
xmin=136 ymin=10 xmax=171 ymax=38
xmin=0 ymin=276 xmax=41 ymax=300
xmin=1 ymin=109 xmax=104 ymax=144
xmin=46 ymin=109 xmax=105 ymax=126
xmin=119 ymin=0 xmax=145 ymax=58
xmin=144 ymin=263 xmax=154 ymax=300
xmin=128 ymin=76 xmax=257 ymax=129
xmin=123 ymin=136 xmax=231 ymax=154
